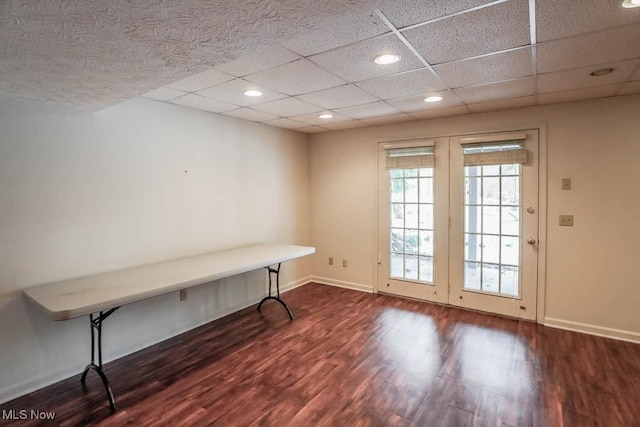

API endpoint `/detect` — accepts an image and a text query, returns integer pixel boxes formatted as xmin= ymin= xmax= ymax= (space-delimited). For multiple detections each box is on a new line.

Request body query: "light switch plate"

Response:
xmin=562 ymin=178 xmax=571 ymax=190
xmin=559 ymin=214 xmax=574 ymax=226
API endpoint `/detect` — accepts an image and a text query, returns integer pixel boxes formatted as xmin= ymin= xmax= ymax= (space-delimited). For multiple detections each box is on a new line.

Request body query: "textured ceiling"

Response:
xmin=0 ymin=0 xmax=384 ymax=108
xmin=1 ymin=0 xmax=640 ymax=132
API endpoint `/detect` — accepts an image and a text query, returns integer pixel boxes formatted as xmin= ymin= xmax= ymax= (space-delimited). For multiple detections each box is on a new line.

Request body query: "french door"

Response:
xmin=377 ymin=138 xmax=449 ymax=304
xmin=378 ymin=130 xmax=540 ymax=320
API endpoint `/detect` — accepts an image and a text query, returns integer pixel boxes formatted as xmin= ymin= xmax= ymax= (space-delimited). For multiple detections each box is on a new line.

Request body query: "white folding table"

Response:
xmin=22 ymin=243 xmax=315 ymax=410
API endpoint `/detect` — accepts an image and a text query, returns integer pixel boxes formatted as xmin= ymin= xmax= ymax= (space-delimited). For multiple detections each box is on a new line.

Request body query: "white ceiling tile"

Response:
xmin=196 ymin=79 xmax=286 ymax=106
xmin=252 ymin=97 xmax=323 ymax=116
xmin=619 ymin=81 xmax=640 ymax=95
xmin=222 ymin=108 xmax=280 ymax=122
xmin=296 ymin=84 xmax=379 ymax=109
xmin=402 ymin=0 xmax=530 ymax=64
xmin=454 ymin=77 xmax=536 ymax=104
xmin=356 ymin=69 xmax=448 ymax=100
xmin=537 ymin=0 xmax=640 ymax=42
xmin=409 ymin=105 xmax=470 ymax=120
xmin=214 ymin=44 xmax=302 ymax=77
xmin=434 ymin=47 xmax=533 ymax=89
xmin=387 ymin=91 xmax=462 ymax=113
xmin=141 ymin=87 xmax=187 ymax=101
xmin=335 ymin=101 xmax=402 ymax=119
xmin=537 ymin=24 xmax=640 ymax=74
xmin=308 ymin=34 xmax=425 ymax=82
xmin=537 ymin=84 xmax=621 ymax=105
xmin=380 ymin=0 xmax=498 ymax=29
xmin=264 ymin=118 xmax=308 ymax=129
xmin=166 ymin=69 xmax=234 ymax=92
xmin=321 ymin=120 xmax=369 ymax=130
xmin=538 ymin=59 xmax=640 ymax=94
xmin=290 ymin=111 xmax=350 ymax=126
xmin=298 ymin=126 xmax=331 ymax=134
xmin=466 ymin=95 xmax=536 ymax=113
xmin=169 ymin=94 xmax=239 ymax=113
xmin=244 ymin=59 xmax=346 ymax=95
xmin=282 ymin=12 xmax=389 ymax=56
xmin=361 ymin=113 xmax=416 ymax=126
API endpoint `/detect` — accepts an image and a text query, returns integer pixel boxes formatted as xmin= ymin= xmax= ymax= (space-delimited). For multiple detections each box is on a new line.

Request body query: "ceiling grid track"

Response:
xmin=373 ymin=8 xmax=470 ymax=113
xmin=528 ymin=0 xmax=539 ymax=104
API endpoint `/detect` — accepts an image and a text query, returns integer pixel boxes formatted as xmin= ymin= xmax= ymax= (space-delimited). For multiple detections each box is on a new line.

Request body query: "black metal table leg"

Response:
xmin=257 ymin=263 xmax=293 ymax=320
xmin=80 ymin=308 xmax=119 ymax=411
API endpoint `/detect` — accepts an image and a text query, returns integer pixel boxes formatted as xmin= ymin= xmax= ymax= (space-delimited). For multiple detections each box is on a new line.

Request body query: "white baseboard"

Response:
xmin=280 ymin=275 xmax=313 ymax=293
xmin=544 ymin=317 xmax=640 ymax=344
xmin=309 ymin=276 xmax=374 ymax=293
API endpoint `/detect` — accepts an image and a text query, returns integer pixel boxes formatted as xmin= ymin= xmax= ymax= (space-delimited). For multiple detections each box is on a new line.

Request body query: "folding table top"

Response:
xmin=22 ymin=243 xmax=315 ymax=320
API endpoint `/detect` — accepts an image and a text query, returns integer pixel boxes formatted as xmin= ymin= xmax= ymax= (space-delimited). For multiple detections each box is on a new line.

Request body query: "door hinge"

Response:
xmin=377 ymin=255 xmax=381 ymax=265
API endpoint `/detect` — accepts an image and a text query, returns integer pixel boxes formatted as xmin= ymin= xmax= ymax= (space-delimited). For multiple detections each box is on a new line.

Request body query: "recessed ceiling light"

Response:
xmin=590 ymin=68 xmax=615 ymax=77
xmin=373 ymin=54 xmax=400 ymax=65
xmin=424 ymin=96 xmax=443 ymax=103
xmin=622 ymin=0 xmax=640 ymax=8
xmin=243 ymin=90 xmax=263 ymax=97
xmin=319 ymin=113 xmax=333 ymax=119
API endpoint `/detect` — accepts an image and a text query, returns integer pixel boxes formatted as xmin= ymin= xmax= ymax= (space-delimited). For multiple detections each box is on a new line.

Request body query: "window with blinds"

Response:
xmin=386 ymin=146 xmax=435 ymax=170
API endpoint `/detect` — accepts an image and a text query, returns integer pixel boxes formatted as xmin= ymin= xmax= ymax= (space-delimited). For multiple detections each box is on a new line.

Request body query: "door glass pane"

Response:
xmin=419 ymin=204 xmax=433 ymax=229
xmin=419 ymin=230 xmax=434 ymax=256
xmin=464 ymin=233 xmax=482 ymax=262
xmin=482 ymin=206 xmax=500 ymax=234
xmin=501 ymin=236 xmax=519 ymax=265
xmin=391 ymin=253 xmax=404 ymax=277
xmin=465 ymin=205 xmax=481 ymax=233
xmin=389 ymin=166 xmax=434 ymax=284
xmin=391 ymin=204 xmax=404 ymax=228
xmin=419 ymin=256 xmax=433 ymax=282
xmin=483 ymin=165 xmax=500 ymax=175
xmin=419 ymin=178 xmax=434 ymax=203
xmin=391 ymin=228 xmax=404 ymax=253
xmin=391 ymin=179 xmax=404 ymax=202
xmin=482 ymin=264 xmax=499 ymax=292
xmin=405 ymin=255 xmax=418 ymax=280
xmin=405 ymin=204 xmax=418 ymax=229
xmin=463 ymin=163 xmax=522 ymax=297
xmin=482 ymin=177 xmax=500 ymax=205
xmin=500 ymin=265 xmax=519 ymax=296
xmin=464 ymin=261 xmax=481 ymax=290
xmin=465 ymin=177 xmax=481 ymax=204
xmin=501 ymin=176 xmax=519 ymax=205
xmin=482 ymin=235 xmax=500 ymax=264
xmin=405 ymin=179 xmax=418 ymax=203
xmin=501 ymin=206 xmax=519 ymax=236
xmin=405 ymin=229 xmax=418 ymax=254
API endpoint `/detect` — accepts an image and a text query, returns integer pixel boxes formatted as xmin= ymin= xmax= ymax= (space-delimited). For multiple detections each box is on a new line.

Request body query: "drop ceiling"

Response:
xmin=2 ymin=0 xmax=639 ymax=133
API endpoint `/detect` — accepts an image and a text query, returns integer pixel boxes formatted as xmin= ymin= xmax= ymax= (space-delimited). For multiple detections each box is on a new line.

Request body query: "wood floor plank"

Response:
xmin=1 ymin=283 xmax=639 ymax=426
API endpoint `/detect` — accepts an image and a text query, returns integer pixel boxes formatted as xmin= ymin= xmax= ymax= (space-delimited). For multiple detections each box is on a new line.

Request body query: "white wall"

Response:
xmin=310 ymin=95 xmax=640 ymax=342
xmin=0 ymin=98 xmax=312 ymax=403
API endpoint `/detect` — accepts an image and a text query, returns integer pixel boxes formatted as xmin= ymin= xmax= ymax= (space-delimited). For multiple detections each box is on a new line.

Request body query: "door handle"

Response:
xmin=527 ymin=237 xmax=536 ymax=245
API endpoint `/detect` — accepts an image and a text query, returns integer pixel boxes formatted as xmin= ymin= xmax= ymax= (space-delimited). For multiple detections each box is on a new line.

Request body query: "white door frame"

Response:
xmin=374 ymin=123 xmax=547 ymax=324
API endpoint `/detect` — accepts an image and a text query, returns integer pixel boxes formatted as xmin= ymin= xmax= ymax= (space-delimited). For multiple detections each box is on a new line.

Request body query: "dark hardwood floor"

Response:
xmin=2 ymin=283 xmax=639 ymax=426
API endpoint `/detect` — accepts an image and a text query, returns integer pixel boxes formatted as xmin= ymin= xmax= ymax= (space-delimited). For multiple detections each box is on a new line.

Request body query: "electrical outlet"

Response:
xmin=559 ymin=215 xmax=574 ymax=226
xmin=342 ymin=259 xmax=348 ymax=268
xmin=180 ymin=289 xmax=187 ymax=301
xmin=329 ymin=257 xmax=333 ymax=266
